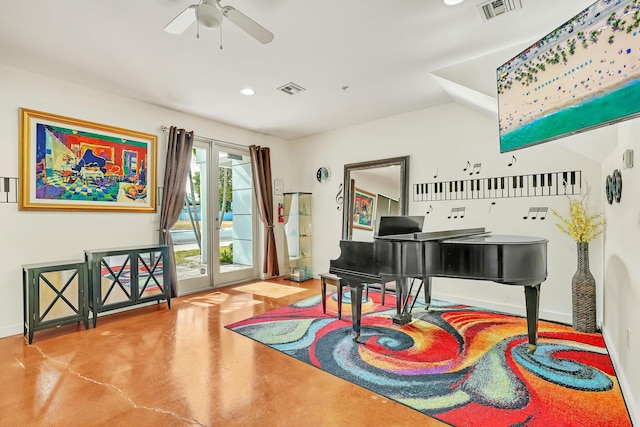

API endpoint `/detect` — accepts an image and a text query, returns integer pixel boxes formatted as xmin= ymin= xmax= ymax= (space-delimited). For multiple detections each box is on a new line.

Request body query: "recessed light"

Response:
xmin=240 ymin=87 xmax=256 ymax=96
xmin=442 ymin=0 xmax=464 ymax=5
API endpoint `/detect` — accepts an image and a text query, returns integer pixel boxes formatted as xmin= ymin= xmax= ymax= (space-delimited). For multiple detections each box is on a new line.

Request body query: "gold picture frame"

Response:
xmin=19 ymin=108 xmax=157 ymax=212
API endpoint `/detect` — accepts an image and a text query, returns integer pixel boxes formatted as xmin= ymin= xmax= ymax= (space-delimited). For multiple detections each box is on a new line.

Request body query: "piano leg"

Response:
xmin=423 ymin=277 xmax=432 ymax=310
xmin=349 ymin=283 xmax=363 ymax=342
xmin=391 ymin=277 xmax=413 ymax=326
xmin=338 ymin=281 xmax=343 ymax=320
xmin=524 ymin=284 xmax=541 ymax=354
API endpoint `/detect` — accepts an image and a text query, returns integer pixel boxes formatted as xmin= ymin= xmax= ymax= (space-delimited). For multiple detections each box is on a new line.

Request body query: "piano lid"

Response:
xmin=441 ymin=234 xmax=548 ymax=245
xmin=375 ymin=227 xmax=488 ymax=241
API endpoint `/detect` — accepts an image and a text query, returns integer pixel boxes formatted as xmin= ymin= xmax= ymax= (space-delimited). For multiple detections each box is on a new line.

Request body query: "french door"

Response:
xmin=212 ymin=146 xmax=257 ymax=284
xmin=170 ymin=141 xmax=257 ymax=295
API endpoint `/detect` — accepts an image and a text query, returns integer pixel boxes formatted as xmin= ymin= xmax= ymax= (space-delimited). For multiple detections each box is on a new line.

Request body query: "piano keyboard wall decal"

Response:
xmin=0 ymin=177 xmax=18 ymax=203
xmin=413 ymin=170 xmax=581 ymax=202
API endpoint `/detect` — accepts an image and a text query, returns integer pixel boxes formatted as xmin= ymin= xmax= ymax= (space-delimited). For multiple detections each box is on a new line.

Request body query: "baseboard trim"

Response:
xmin=431 ymin=292 xmax=572 ymax=325
xmin=602 ymin=328 xmax=638 ymax=425
xmin=0 ymin=323 xmax=23 ymax=339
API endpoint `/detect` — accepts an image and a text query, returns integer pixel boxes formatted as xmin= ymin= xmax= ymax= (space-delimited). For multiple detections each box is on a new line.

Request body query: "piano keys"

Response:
xmin=329 ymin=217 xmax=548 ymax=353
xmin=412 ymin=170 xmax=581 ymax=202
xmin=0 ymin=177 xmax=18 ymax=203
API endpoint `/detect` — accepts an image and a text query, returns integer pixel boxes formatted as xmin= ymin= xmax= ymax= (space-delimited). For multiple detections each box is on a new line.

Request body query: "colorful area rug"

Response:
xmin=226 ymin=291 xmax=632 ymax=427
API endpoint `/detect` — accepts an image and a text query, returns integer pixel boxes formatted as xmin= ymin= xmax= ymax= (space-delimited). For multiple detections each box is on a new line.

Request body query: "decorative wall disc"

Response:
xmin=612 ymin=169 xmax=622 ymax=203
xmin=605 ymin=175 xmax=613 ymax=205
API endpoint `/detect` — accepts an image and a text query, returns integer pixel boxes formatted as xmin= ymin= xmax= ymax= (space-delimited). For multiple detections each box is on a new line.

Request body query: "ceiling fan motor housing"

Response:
xmin=197 ymin=1 xmax=223 ymax=29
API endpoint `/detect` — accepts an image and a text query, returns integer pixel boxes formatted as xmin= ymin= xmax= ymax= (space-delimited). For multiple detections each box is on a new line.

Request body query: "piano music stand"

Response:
xmin=375 ymin=216 xmax=424 ymax=237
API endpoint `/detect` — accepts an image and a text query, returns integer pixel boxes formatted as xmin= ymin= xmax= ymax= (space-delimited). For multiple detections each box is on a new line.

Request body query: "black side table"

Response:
xmin=23 ymin=260 xmax=89 ymax=344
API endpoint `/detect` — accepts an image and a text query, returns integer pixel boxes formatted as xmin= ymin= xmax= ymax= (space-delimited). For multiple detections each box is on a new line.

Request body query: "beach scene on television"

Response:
xmin=497 ymin=0 xmax=640 ymax=152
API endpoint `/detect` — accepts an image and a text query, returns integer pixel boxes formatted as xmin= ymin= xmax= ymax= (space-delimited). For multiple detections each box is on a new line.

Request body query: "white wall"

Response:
xmin=0 ymin=64 xmax=292 ymax=338
xmin=291 ymin=102 xmax=636 ymax=421
xmin=602 ymin=120 xmax=640 ymax=423
xmin=293 ymin=103 xmax=602 ymax=322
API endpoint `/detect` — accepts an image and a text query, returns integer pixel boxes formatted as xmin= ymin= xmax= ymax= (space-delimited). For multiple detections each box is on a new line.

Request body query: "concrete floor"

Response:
xmin=0 ymin=277 xmax=444 ymax=426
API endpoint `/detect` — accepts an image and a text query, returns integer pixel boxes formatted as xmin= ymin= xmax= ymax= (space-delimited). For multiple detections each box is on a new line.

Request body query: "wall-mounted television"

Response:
xmin=497 ymin=0 xmax=640 ymax=152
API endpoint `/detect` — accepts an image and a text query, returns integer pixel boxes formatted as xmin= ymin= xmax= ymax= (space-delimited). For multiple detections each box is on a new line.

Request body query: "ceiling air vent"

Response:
xmin=277 ymin=82 xmax=306 ymax=95
xmin=477 ymin=0 xmax=522 ymax=22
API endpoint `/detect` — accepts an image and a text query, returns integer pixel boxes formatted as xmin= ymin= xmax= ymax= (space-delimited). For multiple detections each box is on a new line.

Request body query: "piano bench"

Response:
xmin=320 ymin=273 xmax=369 ymax=320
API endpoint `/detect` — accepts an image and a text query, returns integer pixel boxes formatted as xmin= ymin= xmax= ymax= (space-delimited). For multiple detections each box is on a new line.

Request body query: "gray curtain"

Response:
xmin=249 ymin=145 xmax=279 ymax=277
xmin=159 ymin=126 xmax=194 ymax=296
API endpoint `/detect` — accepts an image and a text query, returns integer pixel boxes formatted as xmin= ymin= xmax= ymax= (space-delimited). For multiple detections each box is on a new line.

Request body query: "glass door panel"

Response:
xmin=172 ymin=142 xmax=212 ymax=295
xmin=214 ymin=148 xmax=257 ymax=285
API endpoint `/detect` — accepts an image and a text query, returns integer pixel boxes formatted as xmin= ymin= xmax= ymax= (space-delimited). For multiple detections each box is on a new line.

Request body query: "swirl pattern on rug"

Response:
xmin=226 ymin=291 xmax=631 ymax=427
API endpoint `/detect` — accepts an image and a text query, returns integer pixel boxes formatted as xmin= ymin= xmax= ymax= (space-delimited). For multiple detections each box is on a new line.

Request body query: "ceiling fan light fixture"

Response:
xmin=197 ymin=2 xmax=223 ymax=29
xmin=442 ymin=0 xmax=464 ymax=5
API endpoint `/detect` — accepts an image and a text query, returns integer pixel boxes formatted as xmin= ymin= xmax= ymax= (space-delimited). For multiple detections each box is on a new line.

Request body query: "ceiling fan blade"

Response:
xmin=164 ymin=5 xmax=198 ymax=34
xmin=222 ymin=6 xmax=274 ymax=44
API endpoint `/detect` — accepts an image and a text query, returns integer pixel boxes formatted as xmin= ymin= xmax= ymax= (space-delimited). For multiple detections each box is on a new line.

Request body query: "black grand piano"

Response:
xmin=329 ymin=216 xmax=548 ymax=353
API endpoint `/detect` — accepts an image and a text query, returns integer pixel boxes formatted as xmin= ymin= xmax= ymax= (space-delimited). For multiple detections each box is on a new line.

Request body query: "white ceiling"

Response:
xmin=0 ymin=0 xmax=595 ymax=140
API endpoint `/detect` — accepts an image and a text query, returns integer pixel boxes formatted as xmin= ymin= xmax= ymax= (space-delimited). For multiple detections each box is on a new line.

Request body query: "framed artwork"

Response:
xmin=19 ymin=108 xmax=157 ymax=212
xmin=352 ymin=187 xmax=376 ymax=230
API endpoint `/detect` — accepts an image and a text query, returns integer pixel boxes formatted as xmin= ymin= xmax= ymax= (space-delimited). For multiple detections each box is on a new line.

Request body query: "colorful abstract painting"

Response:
xmin=19 ymin=108 xmax=156 ymax=211
xmin=226 ymin=291 xmax=632 ymax=427
xmin=352 ymin=187 xmax=376 ymax=230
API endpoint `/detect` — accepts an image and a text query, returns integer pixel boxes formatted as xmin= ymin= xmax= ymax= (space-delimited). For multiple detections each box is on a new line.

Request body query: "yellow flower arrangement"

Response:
xmin=552 ymin=197 xmax=605 ymax=242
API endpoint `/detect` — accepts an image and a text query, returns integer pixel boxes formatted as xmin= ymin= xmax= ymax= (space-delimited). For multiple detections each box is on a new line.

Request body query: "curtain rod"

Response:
xmin=160 ymin=125 xmax=249 ymax=151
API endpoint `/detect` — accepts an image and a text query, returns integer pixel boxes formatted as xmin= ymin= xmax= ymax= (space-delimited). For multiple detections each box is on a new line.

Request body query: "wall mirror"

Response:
xmin=341 ymin=156 xmax=410 ymax=240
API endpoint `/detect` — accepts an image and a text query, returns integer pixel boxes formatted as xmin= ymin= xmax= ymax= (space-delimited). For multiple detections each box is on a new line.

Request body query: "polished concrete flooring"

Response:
xmin=0 ymin=278 xmax=445 ymax=426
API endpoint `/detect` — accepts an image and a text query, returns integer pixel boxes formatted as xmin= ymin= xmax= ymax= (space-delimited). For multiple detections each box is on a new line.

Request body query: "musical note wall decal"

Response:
xmin=523 ymin=207 xmax=537 ymax=219
xmin=336 ymin=183 xmax=343 ymax=210
xmin=426 ymin=204 xmax=433 ymax=214
xmin=463 ymin=161 xmax=470 ymax=172
xmin=523 ymin=207 xmax=549 ymax=220
xmin=508 ymin=155 xmax=517 ymax=167
xmin=448 ymin=207 xmax=465 ymax=219
xmin=433 ymin=168 xmax=438 ymax=179
xmin=488 ymin=201 xmax=496 ymax=213
xmin=538 ymin=207 xmax=548 ymax=220
xmin=469 ymin=163 xmax=482 ymax=175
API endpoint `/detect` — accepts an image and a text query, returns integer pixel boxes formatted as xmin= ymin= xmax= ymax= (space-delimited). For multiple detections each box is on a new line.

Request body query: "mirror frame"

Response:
xmin=341 ymin=156 xmax=410 ymax=240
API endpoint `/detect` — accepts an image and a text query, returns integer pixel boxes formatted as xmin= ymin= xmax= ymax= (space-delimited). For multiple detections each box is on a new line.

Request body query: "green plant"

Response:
xmin=220 ymin=243 xmax=233 ymax=264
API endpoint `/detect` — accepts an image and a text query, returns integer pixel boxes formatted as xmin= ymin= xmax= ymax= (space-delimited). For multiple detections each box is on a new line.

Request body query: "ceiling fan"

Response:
xmin=164 ymin=0 xmax=274 ymax=44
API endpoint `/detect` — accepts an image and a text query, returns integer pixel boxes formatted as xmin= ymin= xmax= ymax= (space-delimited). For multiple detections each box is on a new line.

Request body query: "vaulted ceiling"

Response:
xmin=0 ymin=0 xmax=595 ymax=140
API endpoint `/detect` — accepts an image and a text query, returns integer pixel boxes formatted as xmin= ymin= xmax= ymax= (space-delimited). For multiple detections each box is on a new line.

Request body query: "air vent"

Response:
xmin=477 ymin=0 xmax=522 ymax=22
xmin=277 ymin=82 xmax=306 ymax=95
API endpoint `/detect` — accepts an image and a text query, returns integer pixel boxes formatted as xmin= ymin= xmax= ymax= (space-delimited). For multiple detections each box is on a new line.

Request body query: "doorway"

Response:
xmin=170 ymin=142 xmax=257 ymax=295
